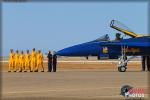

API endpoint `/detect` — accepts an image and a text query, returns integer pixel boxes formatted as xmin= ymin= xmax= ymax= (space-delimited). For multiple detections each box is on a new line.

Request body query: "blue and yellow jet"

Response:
xmin=56 ymin=20 xmax=150 ymax=72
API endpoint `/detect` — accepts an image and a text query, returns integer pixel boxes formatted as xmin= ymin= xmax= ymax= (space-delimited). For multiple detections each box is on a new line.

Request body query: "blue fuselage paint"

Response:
xmin=56 ymin=37 xmax=150 ymax=57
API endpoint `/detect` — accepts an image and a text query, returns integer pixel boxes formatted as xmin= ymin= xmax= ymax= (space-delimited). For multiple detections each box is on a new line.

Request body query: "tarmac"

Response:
xmin=1 ymin=70 xmax=149 ymax=100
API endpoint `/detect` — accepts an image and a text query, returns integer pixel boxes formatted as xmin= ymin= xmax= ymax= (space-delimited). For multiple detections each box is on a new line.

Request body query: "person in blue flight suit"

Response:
xmin=53 ymin=53 xmax=57 ymax=72
xmin=146 ymin=56 xmax=150 ymax=71
xmin=141 ymin=56 xmax=150 ymax=71
xmin=141 ymin=56 xmax=146 ymax=71
xmin=47 ymin=51 xmax=52 ymax=72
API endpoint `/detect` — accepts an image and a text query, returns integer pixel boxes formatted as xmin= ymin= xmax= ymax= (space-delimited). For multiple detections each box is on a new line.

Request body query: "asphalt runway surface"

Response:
xmin=1 ymin=70 xmax=149 ymax=100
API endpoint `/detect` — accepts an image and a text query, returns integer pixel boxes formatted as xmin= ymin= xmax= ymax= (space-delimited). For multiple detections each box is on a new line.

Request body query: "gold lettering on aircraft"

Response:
xmin=125 ymin=48 xmax=140 ymax=53
xmin=102 ymin=47 xmax=108 ymax=54
xmin=102 ymin=47 xmax=140 ymax=54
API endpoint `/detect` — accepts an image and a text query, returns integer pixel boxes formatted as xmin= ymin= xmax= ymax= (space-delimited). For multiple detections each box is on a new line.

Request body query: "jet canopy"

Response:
xmin=110 ymin=20 xmax=138 ymax=38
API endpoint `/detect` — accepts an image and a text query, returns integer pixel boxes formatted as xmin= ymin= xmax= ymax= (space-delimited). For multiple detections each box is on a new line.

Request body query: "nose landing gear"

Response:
xmin=118 ymin=46 xmax=128 ymax=72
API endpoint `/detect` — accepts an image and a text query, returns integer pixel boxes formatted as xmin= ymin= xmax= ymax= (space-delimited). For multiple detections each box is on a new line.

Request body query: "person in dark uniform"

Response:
xmin=146 ymin=56 xmax=150 ymax=71
xmin=141 ymin=56 xmax=146 ymax=71
xmin=53 ymin=54 xmax=57 ymax=72
xmin=47 ymin=51 xmax=52 ymax=72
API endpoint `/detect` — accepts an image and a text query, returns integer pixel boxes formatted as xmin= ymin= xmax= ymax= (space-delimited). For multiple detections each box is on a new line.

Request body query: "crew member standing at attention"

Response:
xmin=146 ymin=56 xmax=150 ymax=71
xmin=47 ymin=51 xmax=52 ymax=72
xmin=19 ymin=51 xmax=25 ymax=72
xmin=53 ymin=53 xmax=57 ymax=72
xmin=8 ymin=49 xmax=14 ymax=72
xmin=36 ymin=50 xmax=44 ymax=72
xmin=24 ymin=50 xmax=31 ymax=72
xmin=34 ymin=50 xmax=38 ymax=72
xmin=141 ymin=56 xmax=146 ymax=71
xmin=31 ymin=48 xmax=36 ymax=72
xmin=14 ymin=50 xmax=20 ymax=72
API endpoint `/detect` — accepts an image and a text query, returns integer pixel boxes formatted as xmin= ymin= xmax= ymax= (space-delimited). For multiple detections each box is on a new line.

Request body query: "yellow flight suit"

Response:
xmin=31 ymin=50 xmax=36 ymax=71
xmin=14 ymin=53 xmax=20 ymax=71
xmin=24 ymin=53 xmax=31 ymax=72
xmin=36 ymin=53 xmax=44 ymax=71
xmin=35 ymin=51 xmax=38 ymax=70
xmin=19 ymin=54 xmax=25 ymax=72
xmin=8 ymin=52 xmax=14 ymax=72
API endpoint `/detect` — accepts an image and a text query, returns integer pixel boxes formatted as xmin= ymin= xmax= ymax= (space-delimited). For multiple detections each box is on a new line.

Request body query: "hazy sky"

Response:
xmin=2 ymin=2 xmax=148 ymax=56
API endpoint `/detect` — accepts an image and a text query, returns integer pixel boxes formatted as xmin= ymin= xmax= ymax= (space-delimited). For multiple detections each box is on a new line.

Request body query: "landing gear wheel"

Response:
xmin=118 ymin=66 xmax=126 ymax=72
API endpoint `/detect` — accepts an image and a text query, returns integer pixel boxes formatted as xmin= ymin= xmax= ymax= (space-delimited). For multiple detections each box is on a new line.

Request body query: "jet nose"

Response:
xmin=56 ymin=45 xmax=81 ymax=56
xmin=56 ymin=49 xmax=67 ymax=56
xmin=56 ymin=42 xmax=100 ymax=56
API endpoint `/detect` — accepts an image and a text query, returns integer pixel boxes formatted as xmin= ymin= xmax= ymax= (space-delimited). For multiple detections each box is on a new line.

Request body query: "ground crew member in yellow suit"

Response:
xmin=31 ymin=48 xmax=36 ymax=72
xmin=36 ymin=50 xmax=44 ymax=72
xmin=14 ymin=50 xmax=20 ymax=72
xmin=24 ymin=50 xmax=31 ymax=72
xmin=8 ymin=49 xmax=14 ymax=72
xmin=35 ymin=50 xmax=38 ymax=71
xmin=19 ymin=51 xmax=25 ymax=72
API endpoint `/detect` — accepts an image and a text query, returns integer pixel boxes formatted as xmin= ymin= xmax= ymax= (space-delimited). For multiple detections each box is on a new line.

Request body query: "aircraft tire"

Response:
xmin=118 ymin=66 xmax=126 ymax=72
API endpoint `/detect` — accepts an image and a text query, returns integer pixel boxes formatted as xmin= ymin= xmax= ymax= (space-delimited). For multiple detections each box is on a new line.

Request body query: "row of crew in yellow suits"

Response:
xmin=9 ymin=48 xmax=44 ymax=72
